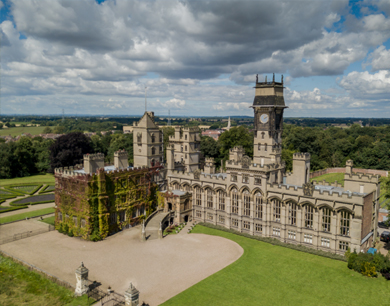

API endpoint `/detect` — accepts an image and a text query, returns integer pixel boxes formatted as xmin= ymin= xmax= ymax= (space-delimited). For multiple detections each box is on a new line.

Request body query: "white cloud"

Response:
xmin=161 ymin=98 xmax=186 ymax=109
xmin=367 ymin=45 xmax=390 ymax=71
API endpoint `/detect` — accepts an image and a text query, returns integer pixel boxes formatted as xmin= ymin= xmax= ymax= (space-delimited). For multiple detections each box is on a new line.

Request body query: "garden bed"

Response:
xmin=10 ymin=194 xmax=55 ymax=206
xmin=39 ymin=184 xmax=55 ymax=194
xmin=5 ymin=184 xmax=42 ymax=195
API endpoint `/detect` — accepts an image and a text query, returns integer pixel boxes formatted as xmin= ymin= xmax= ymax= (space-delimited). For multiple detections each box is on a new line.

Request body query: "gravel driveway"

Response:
xmin=0 ymin=225 xmax=243 ymax=306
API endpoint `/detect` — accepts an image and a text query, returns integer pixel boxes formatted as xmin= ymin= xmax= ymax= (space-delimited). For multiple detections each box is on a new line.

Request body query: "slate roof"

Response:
xmin=252 ymin=95 xmax=285 ymax=107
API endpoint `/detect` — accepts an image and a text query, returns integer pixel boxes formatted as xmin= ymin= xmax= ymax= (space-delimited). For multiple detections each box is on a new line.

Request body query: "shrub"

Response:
xmin=90 ymin=229 xmax=102 ymax=242
xmin=361 ymin=262 xmax=377 ymax=277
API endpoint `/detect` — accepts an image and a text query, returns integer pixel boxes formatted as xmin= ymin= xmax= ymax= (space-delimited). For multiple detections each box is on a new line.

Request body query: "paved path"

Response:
xmin=145 ymin=212 xmax=169 ymax=240
xmin=0 ymin=225 xmax=243 ymax=306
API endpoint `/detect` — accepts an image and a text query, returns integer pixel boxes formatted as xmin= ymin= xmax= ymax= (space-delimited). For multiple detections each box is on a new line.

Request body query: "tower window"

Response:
xmin=151 ymin=134 xmax=155 ymax=143
xmin=151 ymin=147 xmax=156 ymax=155
xmin=185 ymin=134 xmax=187 ymax=140
xmin=261 ymin=132 xmax=265 ymax=139
xmin=258 ymin=144 xmax=261 ymax=151
xmin=264 ymin=144 xmax=267 ymax=151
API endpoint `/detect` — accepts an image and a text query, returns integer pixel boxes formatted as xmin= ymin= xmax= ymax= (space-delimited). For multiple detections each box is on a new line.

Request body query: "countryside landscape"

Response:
xmin=1 ymin=0 xmax=390 ymax=305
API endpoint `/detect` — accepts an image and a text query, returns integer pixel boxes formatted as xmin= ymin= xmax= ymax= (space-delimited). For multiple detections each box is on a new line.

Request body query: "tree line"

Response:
xmin=1 ymin=123 xmax=390 ymax=179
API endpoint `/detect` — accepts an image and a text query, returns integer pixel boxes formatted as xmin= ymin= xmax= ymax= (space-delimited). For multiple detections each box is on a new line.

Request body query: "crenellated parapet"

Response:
xmin=293 ymin=152 xmax=311 ymax=160
xmin=83 ymin=153 xmax=104 ymax=161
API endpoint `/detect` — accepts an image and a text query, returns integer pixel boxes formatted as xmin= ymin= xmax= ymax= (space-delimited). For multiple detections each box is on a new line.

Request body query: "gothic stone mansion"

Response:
xmin=55 ymin=75 xmax=380 ymax=254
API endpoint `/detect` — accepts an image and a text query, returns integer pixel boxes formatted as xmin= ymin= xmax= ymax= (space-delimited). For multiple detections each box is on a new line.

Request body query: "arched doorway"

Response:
xmin=168 ymin=203 xmax=172 ymax=210
xmin=184 ymin=215 xmax=189 ymax=222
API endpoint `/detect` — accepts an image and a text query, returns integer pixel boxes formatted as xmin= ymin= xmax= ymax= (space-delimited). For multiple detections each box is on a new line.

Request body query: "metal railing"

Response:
xmin=0 ymin=225 xmax=55 ymax=245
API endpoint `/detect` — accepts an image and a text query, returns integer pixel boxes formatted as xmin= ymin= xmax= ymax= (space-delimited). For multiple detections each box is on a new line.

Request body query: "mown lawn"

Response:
xmin=311 ymin=172 xmax=345 ymax=186
xmin=0 ymin=126 xmax=46 ymax=137
xmin=40 ymin=216 xmax=55 ymax=226
xmin=0 ymin=255 xmax=91 ymax=306
xmin=0 ymin=207 xmax=54 ymax=224
xmin=162 ymin=226 xmax=390 ymax=306
xmin=0 ymin=174 xmax=55 ymax=187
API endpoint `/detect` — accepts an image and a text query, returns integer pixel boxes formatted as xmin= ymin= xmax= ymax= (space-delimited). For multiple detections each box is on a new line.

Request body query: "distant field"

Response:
xmin=0 ymin=174 xmax=55 ymax=186
xmin=311 ymin=173 xmax=344 ymax=186
xmin=0 ymin=126 xmax=46 ymax=137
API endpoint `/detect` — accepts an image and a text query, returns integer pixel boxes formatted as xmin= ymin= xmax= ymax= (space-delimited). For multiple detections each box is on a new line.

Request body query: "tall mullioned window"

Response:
xmin=322 ymin=208 xmax=331 ymax=232
xmin=273 ymin=199 xmax=281 ymax=222
xmin=304 ymin=205 xmax=314 ymax=229
xmin=243 ymin=190 xmax=251 ymax=216
xmin=288 ymin=202 xmax=297 ymax=225
xmin=194 ymin=186 xmax=201 ymax=206
xmin=206 ymin=189 xmax=213 ymax=208
xmin=340 ymin=210 xmax=350 ymax=236
xmin=255 ymin=193 xmax=262 ymax=219
xmin=218 ymin=190 xmax=225 ymax=211
xmin=231 ymin=188 xmax=239 ymax=214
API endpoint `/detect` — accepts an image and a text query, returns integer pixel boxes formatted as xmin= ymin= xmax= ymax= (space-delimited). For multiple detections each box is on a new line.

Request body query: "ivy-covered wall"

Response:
xmin=55 ymin=166 xmax=161 ymax=241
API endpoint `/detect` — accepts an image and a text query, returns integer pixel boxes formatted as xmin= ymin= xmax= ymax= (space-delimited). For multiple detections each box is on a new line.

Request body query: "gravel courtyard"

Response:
xmin=0 ymin=225 xmax=243 ymax=306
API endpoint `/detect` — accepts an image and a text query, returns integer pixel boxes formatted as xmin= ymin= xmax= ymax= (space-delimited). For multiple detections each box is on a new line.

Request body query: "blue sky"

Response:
xmin=1 ymin=0 xmax=390 ymax=117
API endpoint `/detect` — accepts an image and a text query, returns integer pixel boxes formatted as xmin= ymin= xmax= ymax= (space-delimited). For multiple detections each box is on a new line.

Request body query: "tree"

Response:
xmin=0 ymin=123 xmax=3 ymax=129
xmin=14 ymin=137 xmax=37 ymax=176
xmin=218 ymin=126 xmax=253 ymax=161
xmin=42 ymin=126 xmax=53 ymax=134
xmin=49 ymin=132 xmax=93 ymax=172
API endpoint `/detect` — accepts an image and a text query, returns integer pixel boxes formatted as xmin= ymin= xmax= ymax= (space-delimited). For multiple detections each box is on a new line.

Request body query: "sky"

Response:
xmin=1 ymin=0 xmax=390 ymax=118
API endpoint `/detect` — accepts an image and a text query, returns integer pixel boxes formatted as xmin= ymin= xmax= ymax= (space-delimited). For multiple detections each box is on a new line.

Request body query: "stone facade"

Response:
xmin=162 ymin=75 xmax=380 ymax=254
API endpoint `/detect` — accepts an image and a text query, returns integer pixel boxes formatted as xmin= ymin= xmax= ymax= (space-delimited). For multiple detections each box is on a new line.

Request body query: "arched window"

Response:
xmin=340 ymin=210 xmax=350 ymax=236
xmin=273 ymin=199 xmax=281 ymax=222
xmin=243 ymin=190 xmax=251 ymax=216
xmin=218 ymin=190 xmax=226 ymax=211
xmin=151 ymin=147 xmax=155 ymax=155
xmin=255 ymin=193 xmax=262 ymax=219
xmin=231 ymin=188 xmax=238 ymax=214
xmin=264 ymin=144 xmax=267 ymax=151
xmin=304 ymin=205 xmax=314 ymax=229
xmin=151 ymin=134 xmax=155 ymax=143
xmin=183 ymin=184 xmax=191 ymax=192
xmin=172 ymin=182 xmax=180 ymax=190
xmin=288 ymin=202 xmax=297 ymax=225
xmin=206 ymin=189 xmax=213 ymax=208
xmin=185 ymin=134 xmax=187 ymax=140
xmin=322 ymin=207 xmax=331 ymax=232
xmin=261 ymin=132 xmax=265 ymax=139
xmin=194 ymin=186 xmax=201 ymax=206
xmin=185 ymin=145 xmax=187 ymax=151
xmin=151 ymin=159 xmax=155 ymax=167
xmin=258 ymin=143 xmax=261 ymax=151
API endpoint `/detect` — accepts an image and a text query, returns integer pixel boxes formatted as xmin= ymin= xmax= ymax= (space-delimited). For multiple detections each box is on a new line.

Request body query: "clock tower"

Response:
xmin=252 ymin=74 xmax=287 ymax=170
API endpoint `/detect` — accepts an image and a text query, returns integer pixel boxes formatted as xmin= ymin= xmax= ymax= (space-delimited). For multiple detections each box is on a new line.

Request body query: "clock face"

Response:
xmin=260 ymin=114 xmax=269 ymax=124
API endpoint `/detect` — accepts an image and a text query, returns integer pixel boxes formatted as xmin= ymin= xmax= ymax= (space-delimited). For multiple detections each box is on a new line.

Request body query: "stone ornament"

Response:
xmin=303 ymin=182 xmax=315 ymax=196
xmin=241 ymin=155 xmax=251 ymax=169
xmin=193 ymin=169 xmax=201 ymax=180
xmin=75 ymin=262 xmax=89 ymax=296
xmin=124 ymin=282 xmax=140 ymax=306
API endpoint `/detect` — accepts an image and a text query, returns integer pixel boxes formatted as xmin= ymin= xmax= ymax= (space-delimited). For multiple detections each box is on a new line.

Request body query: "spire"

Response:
xmin=227 ymin=117 xmax=231 ymax=131
xmin=273 ymin=73 xmax=275 ymax=83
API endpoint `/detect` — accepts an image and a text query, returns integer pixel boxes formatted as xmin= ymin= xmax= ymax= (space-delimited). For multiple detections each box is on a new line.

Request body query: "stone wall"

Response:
xmin=310 ymin=167 xmax=388 ymax=179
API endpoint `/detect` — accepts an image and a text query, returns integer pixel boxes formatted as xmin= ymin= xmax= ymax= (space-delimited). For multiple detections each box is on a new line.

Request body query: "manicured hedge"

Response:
xmin=10 ymin=194 xmax=55 ymax=206
xmin=5 ymin=184 xmax=42 ymax=195
xmin=196 ymin=222 xmax=347 ymax=262
xmin=39 ymin=185 xmax=55 ymax=194
xmin=0 ymin=205 xmax=28 ymax=214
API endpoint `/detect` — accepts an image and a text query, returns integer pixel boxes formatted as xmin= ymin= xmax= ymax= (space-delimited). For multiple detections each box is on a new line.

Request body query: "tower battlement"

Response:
xmin=293 ymin=153 xmax=311 ymax=160
xmin=83 ymin=153 xmax=104 ymax=161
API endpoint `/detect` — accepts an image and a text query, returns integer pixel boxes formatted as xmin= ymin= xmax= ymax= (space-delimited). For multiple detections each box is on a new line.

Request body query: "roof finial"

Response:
xmin=256 ymin=74 xmax=258 ymax=83
xmin=265 ymin=75 xmax=267 ymax=83
xmin=281 ymin=75 xmax=283 ymax=84
xmin=273 ymin=73 xmax=275 ymax=82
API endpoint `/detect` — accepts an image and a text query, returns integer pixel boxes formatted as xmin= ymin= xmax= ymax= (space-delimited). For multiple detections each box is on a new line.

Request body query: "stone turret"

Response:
xmin=346 ymin=159 xmax=353 ymax=175
xmin=229 ymin=146 xmax=244 ymax=162
xmin=204 ymin=157 xmax=215 ymax=174
xmin=286 ymin=152 xmax=311 ymax=186
xmin=114 ymin=150 xmax=129 ymax=170
xmin=84 ymin=153 xmax=104 ymax=174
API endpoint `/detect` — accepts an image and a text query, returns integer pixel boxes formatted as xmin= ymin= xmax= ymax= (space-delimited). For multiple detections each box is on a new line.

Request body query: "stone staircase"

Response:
xmin=145 ymin=212 xmax=169 ymax=240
